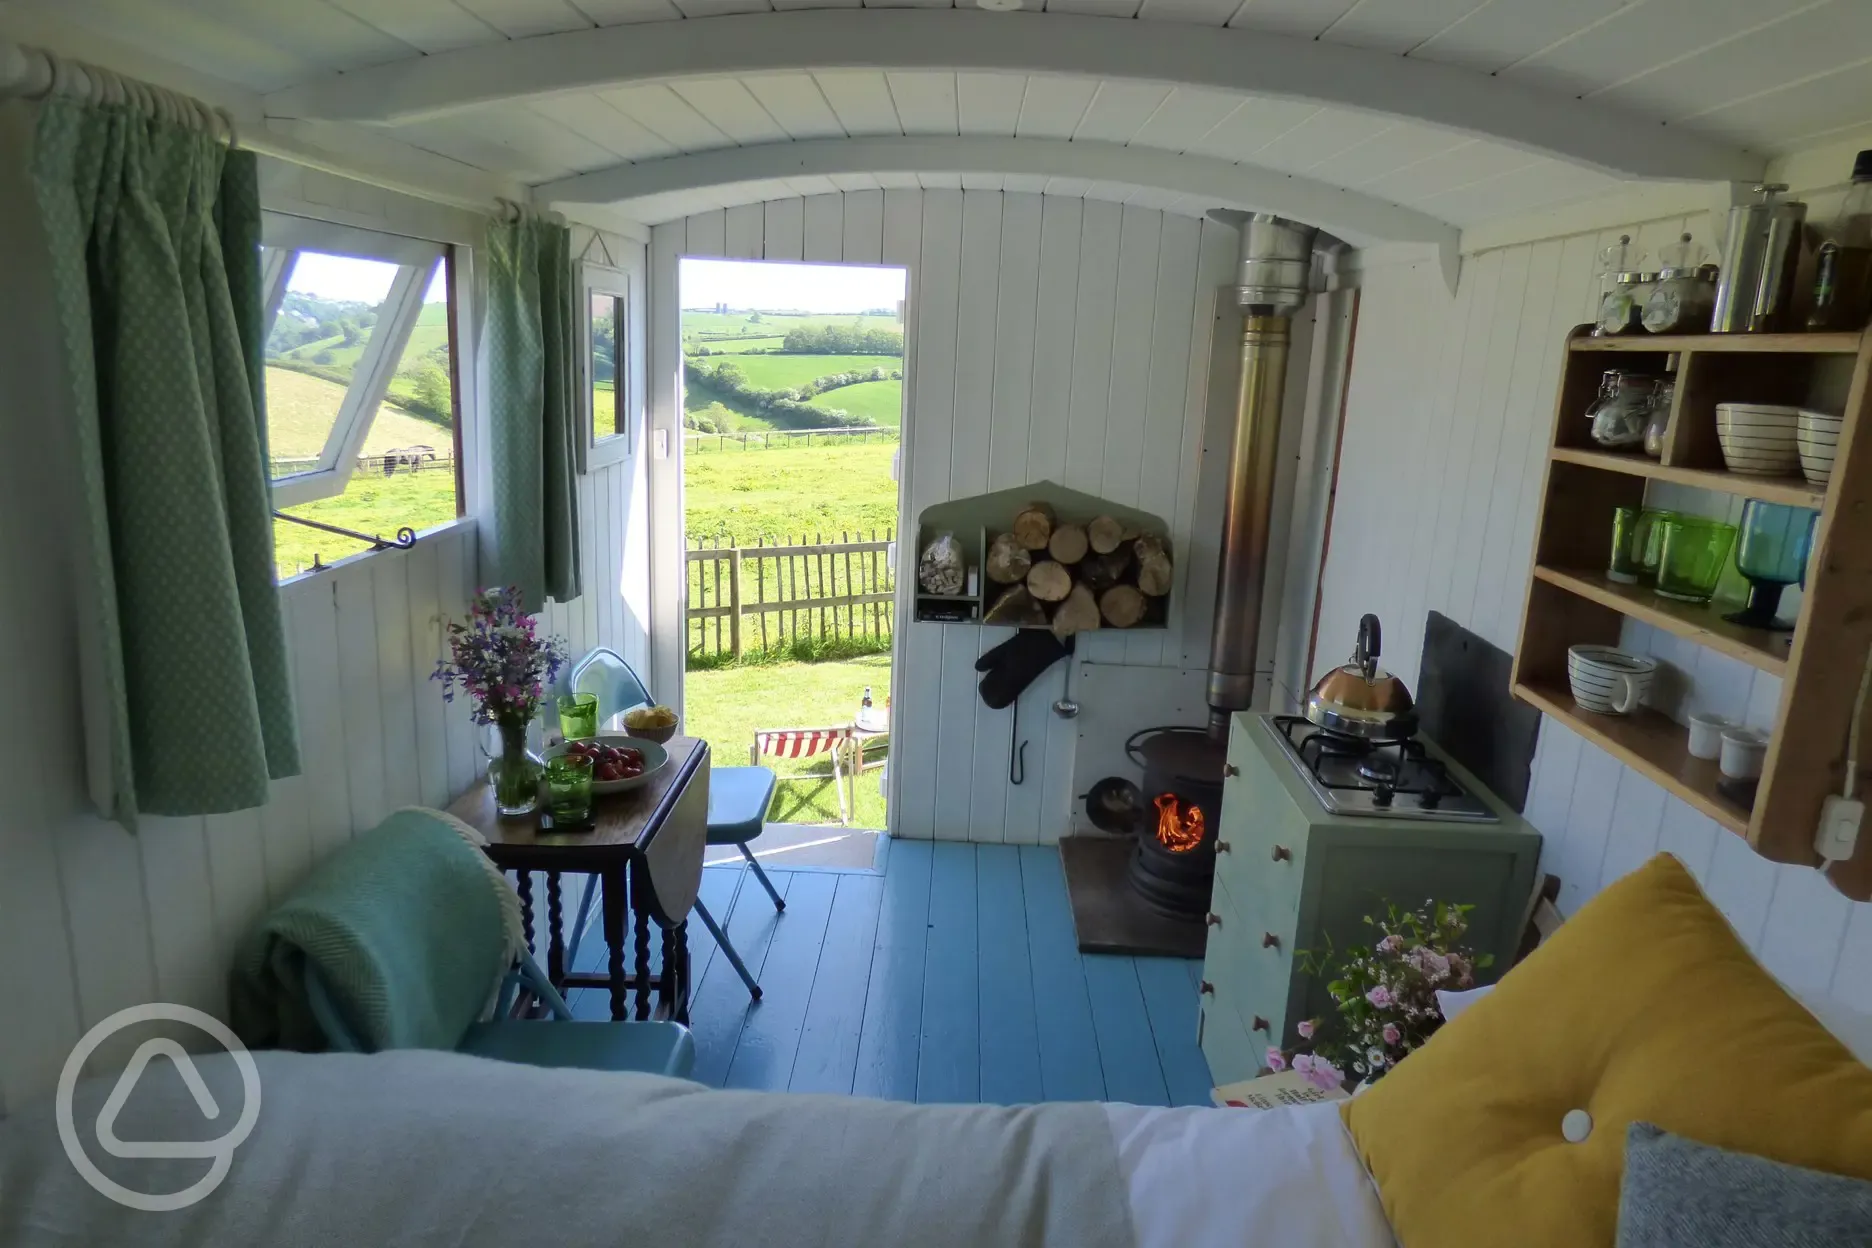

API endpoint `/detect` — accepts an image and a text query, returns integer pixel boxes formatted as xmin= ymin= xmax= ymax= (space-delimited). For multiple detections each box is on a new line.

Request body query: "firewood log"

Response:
xmin=1086 ymin=514 xmax=1126 ymax=555
xmin=982 ymin=584 xmax=1047 ymax=626
xmin=1098 ymin=584 xmax=1148 ymax=628
xmin=1025 ymin=560 xmax=1073 ymax=602
xmin=1047 ymin=523 xmax=1089 ymax=565
xmin=1133 ymin=534 xmax=1173 ymax=597
xmin=1051 ymin=583 xmax=1102 ymax=639
xmin=984 ymin=532 xmax=1032 ymax=585
xmin=1012 ymin=502 xmax=1056 ymax=551
xmin=1078 ymin=546 xmax=1132 ymax=593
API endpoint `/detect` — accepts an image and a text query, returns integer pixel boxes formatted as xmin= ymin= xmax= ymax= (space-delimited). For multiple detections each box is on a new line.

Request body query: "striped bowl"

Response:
xmin=1798 ymin=409 xmax=1843 ymax=486
xmin=1566 ymin=645 xmax=1657 ymax=716
xmin=1716 ymin=402 xmax=1800 ymax=476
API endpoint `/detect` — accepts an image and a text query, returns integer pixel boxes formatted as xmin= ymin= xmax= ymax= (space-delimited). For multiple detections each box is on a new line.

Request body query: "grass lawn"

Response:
xmin=279 ymin=302 xmax=450 ymax=374
xmin=685 ymin=653 xmax=891 ymax=828
xmin=274 ymin=465 xmax=458 ymax=580
xmin=685 ymin=440 xmax=898 ymax=543
xmin=681 ymin=311 xmax=899 ymax=343
xmin=808 ymin=379 xmax=902 ymax=426
xmin=265 ymin=367 xmax=450 ymax=462
xmin=694 ymin=337 xmax=787 ymax=354
xmin=720 ymin=353 xmax=900 ymax=391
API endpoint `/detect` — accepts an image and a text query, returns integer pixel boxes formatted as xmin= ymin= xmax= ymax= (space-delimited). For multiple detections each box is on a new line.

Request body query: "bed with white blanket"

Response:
xmin=0 ymin=1049 xmax=1394 ymax=1248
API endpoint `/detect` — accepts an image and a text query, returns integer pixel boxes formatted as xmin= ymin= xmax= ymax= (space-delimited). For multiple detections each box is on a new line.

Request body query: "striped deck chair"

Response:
xmin=753 ymin=727 xmax=857 ymax=825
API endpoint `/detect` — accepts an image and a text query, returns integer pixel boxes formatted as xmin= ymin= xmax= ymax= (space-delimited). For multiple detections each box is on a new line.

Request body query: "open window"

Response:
xmin=580 ymin=256 xmax=644 ymax=471
xmin=260 ymin=215 xmax=462 ymax=578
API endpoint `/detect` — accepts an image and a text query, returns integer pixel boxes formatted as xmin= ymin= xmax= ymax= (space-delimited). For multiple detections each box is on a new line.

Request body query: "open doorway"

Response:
xmin=677 ymin=257 xmax=908 ymax=869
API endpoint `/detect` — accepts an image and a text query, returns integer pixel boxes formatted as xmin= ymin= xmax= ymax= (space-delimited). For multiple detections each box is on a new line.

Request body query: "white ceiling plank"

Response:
xmin=957 ymin=73 xmax=1028 ymax=137
xmin=828 ymin=171 xmax=884 ymax=191
xmin=601 ymin=84 xmax=737 ymax=151
xmin=461 ymin=102 xmax=624 ymax=174
xmin=1319 ymin=0 xmax=1485 ymax=55
xmin=570 ymin=0 xmax=687 ymax=20
xmin=1043 ymin=175 xmax=1094 ymax=197
xmin=670 ymin=0 xmax=774 ymax=14
xmin=1410 ymin=0 xmax=1631 ymax=75
xmin=743 ymin=73 xmax=849 ymax=138
xmin=1179 ymin=95 xmax=1319 ymax=161
xmin=26 ymin=0 xmax=345 ymax=89
xmin=1361 ymin=138 xmax=1538 ymax=205
xmin=326 ymin=0 xmax=505 ymax=53
xmin=887 ymin=71 xmax=961 ymax=135
xmin=671 ymin=78 xmax=789 ymax=144
xmin=1134 ymin=0 xmax=1242 ymax=24
xmin=392 ymin=116 xmax=573 ymax=182
xmin=959 ymin=172 xmax=1008 ymax=189
xmin=1073 ymin=81 xmax=1174 ymax=145
xmin=771 ymin=0 xmax=858 ymax=9
xmin=785 ymin=175 xmax=845 ymax=197
xmin=1226 ymin=0 xmax=1358 ymax=37
xmin=1129 ymin=86 xmax=1245 ymax=153
xmin=1046 ymin=0 xmax=1144 ymax=17
xmin=1015 ymin=76 xmax=1101 ymax=139
xmin=917 ymin=171 xmax=965 ymax=188
xmin=862 ymin=0 xmax=952 ymax=9
xmin=454 ymin=0 xmax=596 ymax=37
xmin=1304 ymin=118 xmax=1467 ymax=185
xmin=1413 ymin=156 xmax=1622 ymax=224
xmin=814 ymin=70 xmax=904 ymax=135
xmin=264 ymin=10 xmax=1760 ymax=180
xmin=1592 ymin=3 xmax=1872 ymax=126
xmin=872 ymin=170 xmax=925 ymax=188
xmin=1501 ymin=0 xmax=1809 ymax=100
xmin=1252 ymin=107 xmax=1395 ymax=172
xmin=536 ymin=134 xmax=1464 ymax=245
xmin=1680 ymin=61 xmax=1872 ymax=154
xmin=1122 ymin=184 xmax=1181 ymax=209
xmin=1003 ymin=173 xmax=1052 ymax=192
xmin=527 ymin=95 xmax=679 ymax=160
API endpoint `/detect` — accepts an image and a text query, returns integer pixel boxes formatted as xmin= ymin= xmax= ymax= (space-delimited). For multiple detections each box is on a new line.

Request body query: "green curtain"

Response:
xmin=482 ymin=215 xmax=581 ymax=606
xmin=31 ymin=98 xmax=300 ymax=826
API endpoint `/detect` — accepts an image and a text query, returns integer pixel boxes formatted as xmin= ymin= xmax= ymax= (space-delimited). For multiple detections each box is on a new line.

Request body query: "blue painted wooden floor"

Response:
xmin=557 ymin=842 xmax=1215 ymax=1105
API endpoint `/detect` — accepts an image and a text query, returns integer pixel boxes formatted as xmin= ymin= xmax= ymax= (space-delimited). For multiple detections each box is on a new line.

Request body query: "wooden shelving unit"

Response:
xmin=1512 ymin=326 xmax=1872 ymax=899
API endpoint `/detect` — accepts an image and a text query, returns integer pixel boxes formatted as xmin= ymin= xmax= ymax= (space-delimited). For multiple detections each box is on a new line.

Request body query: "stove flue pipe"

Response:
xmin=1205 ymin=211 xmax=1318 ymax=738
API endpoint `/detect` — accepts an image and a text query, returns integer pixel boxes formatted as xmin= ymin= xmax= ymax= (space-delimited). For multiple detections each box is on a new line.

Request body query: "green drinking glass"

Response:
xmin=557 ymin=692 xmax=599 ymax=742
xmin=546 ymin=754 xmax=594 ymax=826
xmin=1608 ymin=506 xmax=1643 ymax=582
xmin=1653 ymin=518 xmax=1738 ymax=604
xmin=1634 ymin=508 xmax=1680 ymax=582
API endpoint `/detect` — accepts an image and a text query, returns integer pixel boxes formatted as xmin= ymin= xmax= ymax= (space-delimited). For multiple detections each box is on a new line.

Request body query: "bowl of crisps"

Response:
xmin=621 ymin=703 xmax=678 ymax=743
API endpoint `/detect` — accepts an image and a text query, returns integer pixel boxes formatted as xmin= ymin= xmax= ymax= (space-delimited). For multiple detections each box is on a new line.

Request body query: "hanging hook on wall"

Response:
xmin=1009 ymin=695 xmax=1027 ymax=786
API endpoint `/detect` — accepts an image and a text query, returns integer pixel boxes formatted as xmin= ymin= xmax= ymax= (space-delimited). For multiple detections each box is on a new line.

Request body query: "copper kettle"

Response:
xmin=1304 ymin=614 xmax=1418 ymax=741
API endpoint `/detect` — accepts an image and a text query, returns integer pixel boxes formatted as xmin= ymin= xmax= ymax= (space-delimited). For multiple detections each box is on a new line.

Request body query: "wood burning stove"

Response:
xmin=1125 ymin=728 xmax=1224 ymax=921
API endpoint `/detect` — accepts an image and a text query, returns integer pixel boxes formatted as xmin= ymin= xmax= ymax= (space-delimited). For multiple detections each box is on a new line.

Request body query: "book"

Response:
xmin=1212 ymin=1070 xmax=1351 ymax=1110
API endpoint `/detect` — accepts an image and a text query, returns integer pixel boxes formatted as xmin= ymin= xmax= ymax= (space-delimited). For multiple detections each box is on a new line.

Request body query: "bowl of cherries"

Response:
xmin=550 ymin=734 xmax=669 ymax=795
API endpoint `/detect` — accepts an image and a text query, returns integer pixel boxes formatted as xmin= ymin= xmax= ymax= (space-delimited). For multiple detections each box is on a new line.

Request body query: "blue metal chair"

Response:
xmin=562 ymin=649 xmax=781 ymax=1001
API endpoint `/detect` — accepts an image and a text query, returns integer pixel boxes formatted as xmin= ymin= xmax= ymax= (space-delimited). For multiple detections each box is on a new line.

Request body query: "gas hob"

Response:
xmin=1264 ymin=715 xmax=1499 ymax=823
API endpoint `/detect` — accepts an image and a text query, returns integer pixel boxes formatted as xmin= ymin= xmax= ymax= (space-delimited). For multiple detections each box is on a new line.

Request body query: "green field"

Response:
xmin=693 ymin=336 xmax=787 ymax=354
xmin=684 ymin=653 xmax=890 ymax=826
xmin=273 ymin=465 xmax=457 ymax=580
xmin=265 ymin=367 xmax=450 ymax=461
xmin=276 ymin=302 xmax=451 ymax=412
xmin=808 ymin=379 xmax=902 ymax=426
xmin=681 ymin=310 xmax=899 ymax=345
xmin=685 ymin=439 xmax=897 ymax=543
xmin=718 ymin=353 xmax=900 ymax=391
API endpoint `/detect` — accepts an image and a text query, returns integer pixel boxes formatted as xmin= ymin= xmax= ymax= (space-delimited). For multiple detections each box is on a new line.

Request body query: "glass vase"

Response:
xmin=488 ymin=719 xmax=543 ymax=817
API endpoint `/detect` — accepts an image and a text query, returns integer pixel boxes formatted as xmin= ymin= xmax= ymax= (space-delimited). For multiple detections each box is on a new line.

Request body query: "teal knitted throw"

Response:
xmin=230 ymin=809 xmax=516 ymax=1052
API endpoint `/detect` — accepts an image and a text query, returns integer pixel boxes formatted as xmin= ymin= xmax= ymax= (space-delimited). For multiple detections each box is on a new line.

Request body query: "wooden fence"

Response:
xmin=683 ymin=426 xmax=899 ymax=453
xmin=687 ymin=529 xmax=896 ymax=659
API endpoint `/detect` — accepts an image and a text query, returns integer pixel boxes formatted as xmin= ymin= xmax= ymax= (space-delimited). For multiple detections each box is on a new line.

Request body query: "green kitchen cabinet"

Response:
xmin=1199 ymin=713 xmax=1541 ymax=1086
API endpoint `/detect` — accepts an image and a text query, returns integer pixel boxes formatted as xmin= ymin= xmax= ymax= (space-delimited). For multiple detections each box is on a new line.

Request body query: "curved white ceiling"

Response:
xmin=17 ymin=0 xmax=1872 ymax=233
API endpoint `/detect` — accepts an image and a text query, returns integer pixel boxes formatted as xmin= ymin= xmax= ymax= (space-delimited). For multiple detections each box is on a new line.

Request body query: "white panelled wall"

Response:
xmin=648 ymin=190 xmax=1302 ymax=844
xmin=0 ymin=140 xmax=651 ymax=1108
xmin=1321 ymin=190 xmax=1872 ymax=1008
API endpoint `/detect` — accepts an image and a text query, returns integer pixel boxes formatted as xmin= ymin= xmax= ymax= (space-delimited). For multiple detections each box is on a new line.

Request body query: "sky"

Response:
xmin=284 ymin=251 xmax=448 ymax=304
xmin=681 ymin=257 xmax=906 ymax=313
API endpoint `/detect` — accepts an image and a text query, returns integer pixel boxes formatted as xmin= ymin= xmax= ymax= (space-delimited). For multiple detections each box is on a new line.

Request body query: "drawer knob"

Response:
xmin=1262 ymin=932 xmax=1281 ymax=950
xmin=1223 ymin=763 xmax=1240 ymax=777
xmin=1199 ymin=980 xmax=1215 ymax=996
xmin=1271 ymin=844 xmax=1292 ymax=863
xmin=1215 ymin=840 xmax=1232 ymax=854
xmin=1205 ymin=911 xmax=1223 ymax=928
xmin=1251 ymin=1015 xmax=1270 ymax=1032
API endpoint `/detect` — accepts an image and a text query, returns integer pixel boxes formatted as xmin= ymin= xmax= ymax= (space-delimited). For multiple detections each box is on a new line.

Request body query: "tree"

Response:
xmin=747 ymin=311 xmax=763 ymax=324
xmin=408 ymin=360 xmax=452 ymax=421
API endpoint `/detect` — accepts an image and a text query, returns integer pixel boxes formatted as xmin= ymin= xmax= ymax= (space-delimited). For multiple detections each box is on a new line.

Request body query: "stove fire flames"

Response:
xmin=1152 ymin=793 xmax=1205 ymax=853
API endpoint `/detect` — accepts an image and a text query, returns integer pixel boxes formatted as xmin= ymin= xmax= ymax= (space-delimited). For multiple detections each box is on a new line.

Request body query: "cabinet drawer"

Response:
xmin=1202 ymin=879 xmax=1296 ymax=1061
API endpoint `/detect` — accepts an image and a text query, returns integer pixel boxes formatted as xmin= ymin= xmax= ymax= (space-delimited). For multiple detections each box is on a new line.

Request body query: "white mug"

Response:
xmin=1687 ymin=713 xmax=1731 ymax=760
xmin=1719 ymin=729 xmax=1768 ymax=780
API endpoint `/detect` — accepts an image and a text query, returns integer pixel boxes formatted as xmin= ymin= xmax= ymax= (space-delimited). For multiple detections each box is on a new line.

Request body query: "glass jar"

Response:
xmin=1598 ymin=271 xmax=1656 ymax=334
xmin=1642 ymin=236 xmax=1717 ymax=333
xmin=1643 ymin=374 xmax=1674 ymax=458
xmin=1585 ymin=370 xmax=1658 ymax=449
xmin=1593 ymin=235 xmax=1639 ymax=337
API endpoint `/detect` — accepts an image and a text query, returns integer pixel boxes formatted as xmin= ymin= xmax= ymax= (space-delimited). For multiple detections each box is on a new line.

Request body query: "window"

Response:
xmin=580 ymin=258 xmax=643 ymax=470
xmin=259 ymin=216 xmax=462 ymax=579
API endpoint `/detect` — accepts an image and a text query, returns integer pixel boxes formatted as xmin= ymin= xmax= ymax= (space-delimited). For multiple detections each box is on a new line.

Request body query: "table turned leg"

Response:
xmin=633 ymin=890 xmax=653 ymax=1023
xmin=674 ymin=922 xmax=691 ymax=1024
xmin=546 ymin=871 xmax=565 ymax=987
xmin=659 ymin=923 xmax=677 ymax=1019
xmin=515 ymin=872 xmax=536 ymax=955
xmin=600 ymin=868 xmax=628 ymax=1022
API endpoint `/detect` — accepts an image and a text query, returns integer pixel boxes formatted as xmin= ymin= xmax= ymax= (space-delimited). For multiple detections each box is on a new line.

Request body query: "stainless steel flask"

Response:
xmin=1711 ymin=183 xmax=1807 ymax=333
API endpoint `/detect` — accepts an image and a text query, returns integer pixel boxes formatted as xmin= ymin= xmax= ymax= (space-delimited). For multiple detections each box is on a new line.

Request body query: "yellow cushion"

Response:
xmin=1341 ymin=853 xmax=1872 ymax=1248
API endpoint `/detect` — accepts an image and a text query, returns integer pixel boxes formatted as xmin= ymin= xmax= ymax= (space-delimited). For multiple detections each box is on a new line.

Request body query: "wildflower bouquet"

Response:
xmin=1266 ymin=899 xmax=1492 ymax=1089
xmin=433 ymin=587 xmax=567 ymax=728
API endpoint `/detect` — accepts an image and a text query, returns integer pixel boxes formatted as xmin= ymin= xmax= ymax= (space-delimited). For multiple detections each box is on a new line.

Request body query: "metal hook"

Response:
xmin=1009 ymin=696 xmax=1027 ymax=786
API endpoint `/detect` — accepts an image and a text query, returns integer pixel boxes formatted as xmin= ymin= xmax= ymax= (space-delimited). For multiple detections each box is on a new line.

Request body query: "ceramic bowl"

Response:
xmin=1566 ymin=645 xmax=1657 ymax=716
xmin=544 ymin=734 xmax=670 ymax=794
xmin=1716 ymin=402 xmax=1800 ymax=476
xmin=1797 ymin=409 xmax=1843 ymax=485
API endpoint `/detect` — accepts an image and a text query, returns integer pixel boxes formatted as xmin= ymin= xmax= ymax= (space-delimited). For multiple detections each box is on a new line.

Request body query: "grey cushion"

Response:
xmin=1617 ymin=1122 xmax=1872 ymax=1247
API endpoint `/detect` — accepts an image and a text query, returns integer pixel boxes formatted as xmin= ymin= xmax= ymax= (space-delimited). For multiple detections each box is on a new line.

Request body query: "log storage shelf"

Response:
xmin=1511 ymin=326 xmax=1872 ymax=899
xmin=913 ymin=481 xmax=1172 ymax=638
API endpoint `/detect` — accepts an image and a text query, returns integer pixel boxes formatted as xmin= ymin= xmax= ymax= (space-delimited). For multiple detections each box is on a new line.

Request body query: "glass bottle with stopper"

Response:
xmin=1642 ymin=235 xmax=1717 ymax=334
xmin=1808 ymin=150 xmax=1872 ymax=332
xmin=1595 ymin=236 xmax=1651 ymax=335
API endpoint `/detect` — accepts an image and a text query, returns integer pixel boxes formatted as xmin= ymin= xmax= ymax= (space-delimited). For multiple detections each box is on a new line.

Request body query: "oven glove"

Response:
xmin=976 ymin=630 xmax=1074 ymax=710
